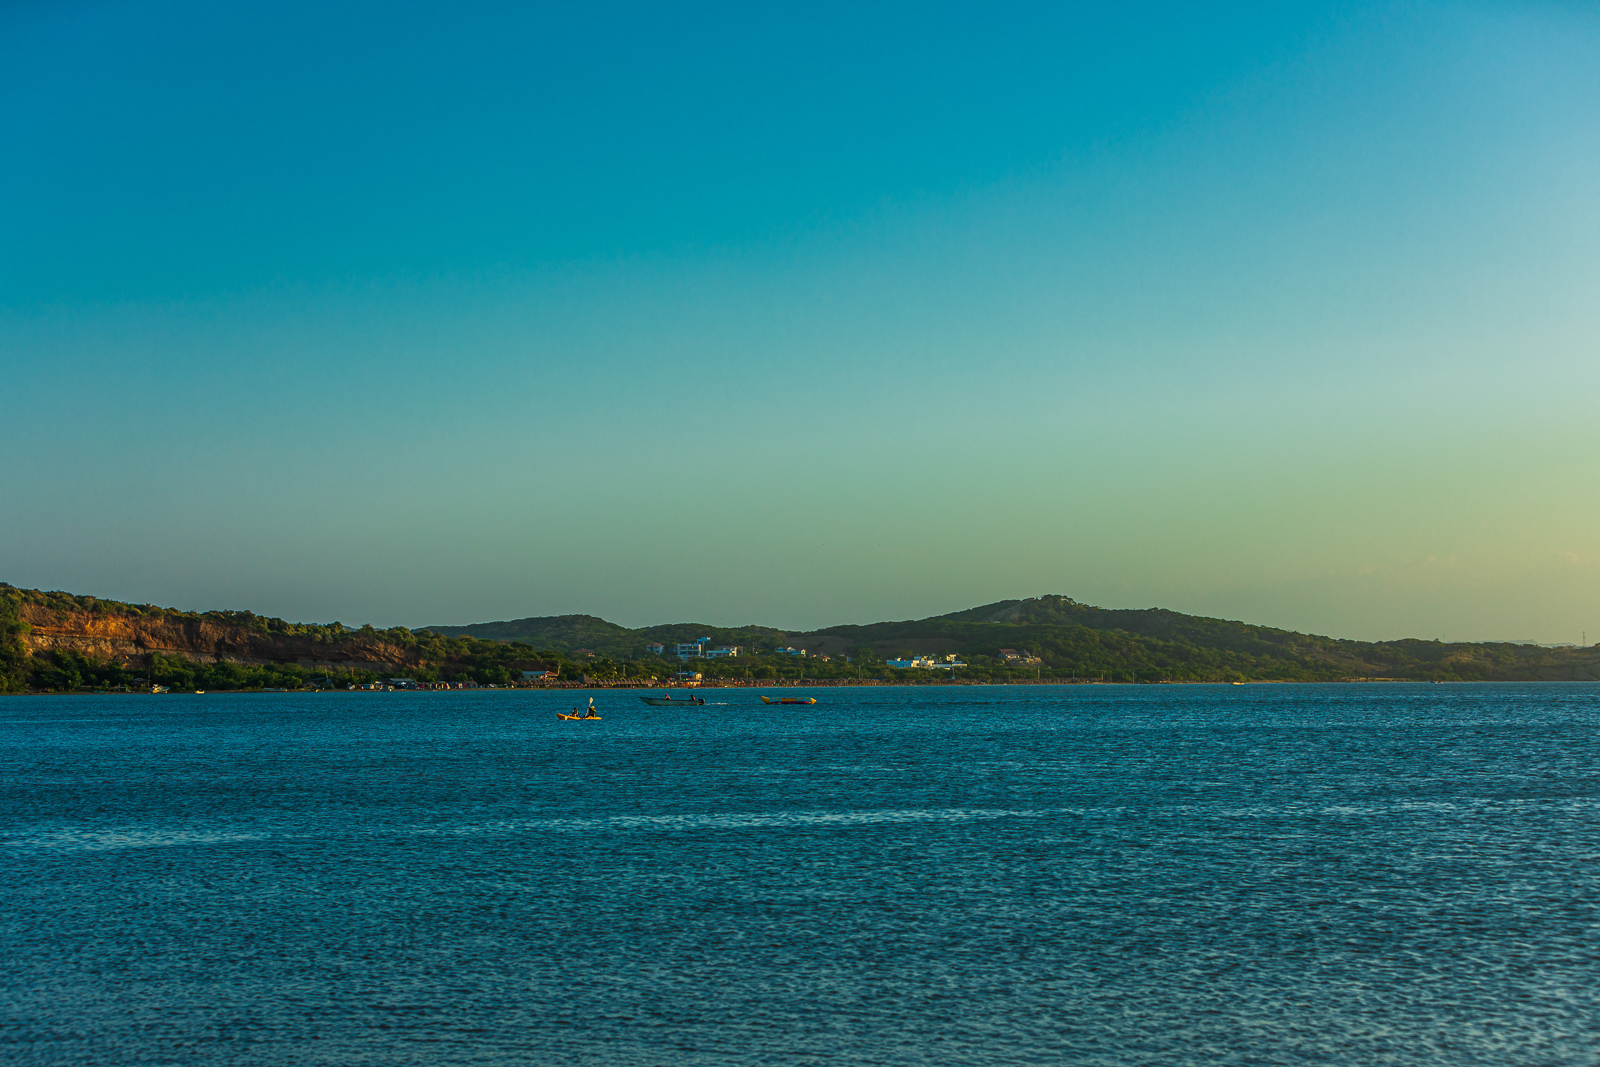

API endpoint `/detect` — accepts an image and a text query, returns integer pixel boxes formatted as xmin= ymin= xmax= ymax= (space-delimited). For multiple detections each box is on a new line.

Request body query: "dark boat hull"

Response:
xmin=639 ymin=696 xmax=706 ymax=706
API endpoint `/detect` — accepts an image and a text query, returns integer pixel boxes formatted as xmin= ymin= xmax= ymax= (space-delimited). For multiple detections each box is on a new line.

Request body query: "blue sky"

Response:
xmin=3 ymin=1 xmax=1598 ymax=641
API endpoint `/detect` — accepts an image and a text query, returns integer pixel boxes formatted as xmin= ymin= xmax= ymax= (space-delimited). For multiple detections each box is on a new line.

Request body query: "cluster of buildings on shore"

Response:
xmin=361 ymin=679 xmax=540 ymax=690
xmin=644 ymin=640 xmax=838 ymax=662
xmin=885 ymin=654 xmax=967 ymax=670
xmin=566 ymin=639 xmax=1039 ymax=670
xmin=643 ymin=638 xmax=744 ymax=661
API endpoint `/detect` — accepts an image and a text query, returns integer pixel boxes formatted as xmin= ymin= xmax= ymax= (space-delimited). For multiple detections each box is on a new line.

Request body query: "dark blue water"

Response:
xmin=3 ymin=684 xmax=1598 ymax=1065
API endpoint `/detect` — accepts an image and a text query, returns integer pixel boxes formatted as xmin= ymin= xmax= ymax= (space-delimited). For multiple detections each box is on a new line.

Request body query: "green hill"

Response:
xmin=5 ymin=583 xmax=1597 ymax=693
xmin=424 ymin=594 xmax=1600 ymax=683
xmin=419 ymin=615 xmax=783 ymax=653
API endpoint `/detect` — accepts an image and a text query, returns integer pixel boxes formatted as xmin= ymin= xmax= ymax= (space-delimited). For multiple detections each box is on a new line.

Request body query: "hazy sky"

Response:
xmin=4 ymin=1 xmax=1598 ymax=641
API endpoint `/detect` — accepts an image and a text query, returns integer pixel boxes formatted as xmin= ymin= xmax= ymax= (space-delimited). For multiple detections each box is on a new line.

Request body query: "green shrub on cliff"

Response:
xmin=0 ymin=592 xmax=29 ymax=693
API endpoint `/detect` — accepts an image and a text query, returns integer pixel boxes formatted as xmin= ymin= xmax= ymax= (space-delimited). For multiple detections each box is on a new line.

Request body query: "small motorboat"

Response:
xmin=760 ymin=696 xmax=817 ymax=705
xmin=640 ymin=694 xmax=706 ymax=706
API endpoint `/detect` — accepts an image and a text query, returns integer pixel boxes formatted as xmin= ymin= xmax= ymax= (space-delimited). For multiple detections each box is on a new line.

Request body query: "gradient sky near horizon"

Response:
xmin=3 ymin=1 xmax=1598 ymax=641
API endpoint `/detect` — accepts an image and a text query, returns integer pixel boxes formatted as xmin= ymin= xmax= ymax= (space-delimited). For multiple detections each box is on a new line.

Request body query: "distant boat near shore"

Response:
xmin=640 ymin=694 xmax=706 ymax=706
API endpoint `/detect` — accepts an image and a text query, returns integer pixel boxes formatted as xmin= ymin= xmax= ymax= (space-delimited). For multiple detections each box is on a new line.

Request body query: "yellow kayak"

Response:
xmin=561 ymin=699 xmax=602 ymax=720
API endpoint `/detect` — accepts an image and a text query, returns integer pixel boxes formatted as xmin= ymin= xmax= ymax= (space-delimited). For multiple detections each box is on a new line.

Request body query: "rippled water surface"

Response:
xmin=3 ymin=684 xmax=1598 ymax=1065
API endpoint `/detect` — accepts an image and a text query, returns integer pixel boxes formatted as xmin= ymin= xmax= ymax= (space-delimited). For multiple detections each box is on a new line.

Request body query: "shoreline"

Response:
xmin=11 ymin=677 xmax=1594 ymax=696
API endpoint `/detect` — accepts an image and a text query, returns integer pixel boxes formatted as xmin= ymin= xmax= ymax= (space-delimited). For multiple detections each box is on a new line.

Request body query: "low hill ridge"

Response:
xmin=424 ymin=593 xmax=1596 ymax=682
xmin=3 ymin=584 xmax=1597 ymax=692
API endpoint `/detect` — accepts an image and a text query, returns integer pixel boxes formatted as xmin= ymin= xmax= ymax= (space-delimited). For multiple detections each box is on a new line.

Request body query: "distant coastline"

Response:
xmin=11 ymin=677 xmax=1587 ymax=700
xmin=4 ymin=584 xmax=1596 ymax=695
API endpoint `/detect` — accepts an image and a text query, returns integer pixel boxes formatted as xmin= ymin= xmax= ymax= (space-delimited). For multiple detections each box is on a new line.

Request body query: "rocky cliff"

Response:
xmin=16 ymin=601 xmax=423 ymax=672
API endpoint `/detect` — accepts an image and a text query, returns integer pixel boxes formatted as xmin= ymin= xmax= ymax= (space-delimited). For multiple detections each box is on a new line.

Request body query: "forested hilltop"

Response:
xmin=802 ymin=596 xmax=1599 ymax=682
xmin=429 ymin=594 xmax=1599 ymax=683
xmin=3 ymin=585 xmax=1595 ymax=694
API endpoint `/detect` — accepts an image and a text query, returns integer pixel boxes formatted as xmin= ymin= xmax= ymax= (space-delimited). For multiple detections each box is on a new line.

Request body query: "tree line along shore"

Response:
xmin=3 ymin=584 xmax=1596 ymax=694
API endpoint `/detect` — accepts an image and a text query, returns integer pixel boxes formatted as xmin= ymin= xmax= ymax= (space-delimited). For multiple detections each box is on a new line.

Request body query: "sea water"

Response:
xmin=2 ymin=683 xmax=1597 ymax=1066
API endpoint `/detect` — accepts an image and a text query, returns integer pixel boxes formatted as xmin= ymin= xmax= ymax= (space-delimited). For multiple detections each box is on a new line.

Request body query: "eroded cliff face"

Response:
xmin=19 ymin=605 xmax=421 ymax=671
